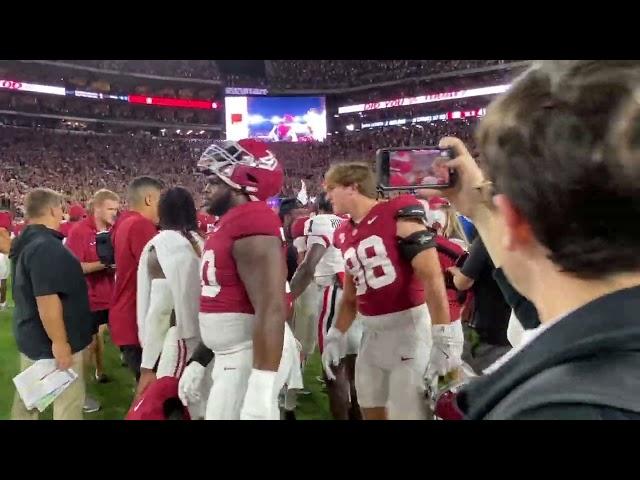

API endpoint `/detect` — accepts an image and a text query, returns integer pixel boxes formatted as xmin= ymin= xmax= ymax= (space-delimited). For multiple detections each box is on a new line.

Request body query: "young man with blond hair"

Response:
xmin=322 ymin=162 xmax=461 ymax=420
xmin=66 ymin=189 xmax=120 ymax=396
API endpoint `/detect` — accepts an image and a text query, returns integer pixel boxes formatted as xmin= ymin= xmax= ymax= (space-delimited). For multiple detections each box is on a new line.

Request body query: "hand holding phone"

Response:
xmin=376 ymin=146 xmax=457 ymax=194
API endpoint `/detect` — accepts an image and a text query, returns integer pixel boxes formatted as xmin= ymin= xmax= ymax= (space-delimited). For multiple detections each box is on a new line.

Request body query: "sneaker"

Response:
xmin=83 ymin=396 xmax=101 ymax=414
xmin=95 ymin=372 xmax=110 ymax=384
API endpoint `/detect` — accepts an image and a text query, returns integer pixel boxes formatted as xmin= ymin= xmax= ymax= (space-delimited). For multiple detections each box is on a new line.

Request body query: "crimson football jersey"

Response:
xmin=197 ymin=212 xmax=218 ymax=236
xmin=200 ymin=201 xmax=285 ymax=315
xmin=435 ymin=235 xmax=467 ymax=322
xmin=338 ymin=195 xmax=427 ymax=317
xmin=291 ymin=215 xmax=309 ymax=240
xmin=126 ymin=376 xmax=190 ymax=420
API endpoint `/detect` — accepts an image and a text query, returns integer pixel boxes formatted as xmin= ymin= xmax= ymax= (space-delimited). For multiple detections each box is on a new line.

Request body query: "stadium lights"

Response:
xmin=176 ymin=129 xmax=181 ymax=134
xmin=346 ymin=124 xmax=355 ymax=131
xmin=186 ymin=130 xmax=193 ymax=135
xmin=199 ymin=130 xmax=205 ymax=134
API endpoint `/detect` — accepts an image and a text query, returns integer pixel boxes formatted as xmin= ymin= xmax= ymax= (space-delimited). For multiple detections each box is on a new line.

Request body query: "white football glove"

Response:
xmin=178 ymin=362 xmax=205 ymax=406
xmin=425 ymin=322 xmax=464 ymax=381
xmin=321 ymin=326 xmax=347 ymax=381
xmin=240 ymin=369 xmax=277 ymax=420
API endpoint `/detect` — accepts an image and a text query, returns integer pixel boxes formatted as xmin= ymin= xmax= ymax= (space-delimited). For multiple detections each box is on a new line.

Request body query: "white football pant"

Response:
xmin=204 ymin=320 xmax=301 ymax=420
xmin=356 ymin=304 xmax=432 ymax=420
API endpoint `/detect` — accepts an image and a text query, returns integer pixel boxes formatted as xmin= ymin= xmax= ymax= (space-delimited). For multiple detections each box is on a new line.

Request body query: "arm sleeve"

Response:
xmin=30 ymin=244 xmax=74 ymax=297
xmin=493 ymin=267 xmax=541 ymax=329
xmin=130 ymin=220 xmax=158 ymax=263
xmin=460 ymin=238 xmax=489 ymax=281
xmin=140 ymin=279 xmax=175 ymax=370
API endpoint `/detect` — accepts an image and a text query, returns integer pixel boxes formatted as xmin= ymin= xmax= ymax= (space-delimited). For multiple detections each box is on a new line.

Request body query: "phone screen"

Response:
xmin=388 ymin=148 xmax=451 ymax=187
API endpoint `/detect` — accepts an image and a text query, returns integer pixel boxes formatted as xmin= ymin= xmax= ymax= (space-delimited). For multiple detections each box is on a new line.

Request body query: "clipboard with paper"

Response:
xmin=12 ymin=359 xmax=78 ymax=412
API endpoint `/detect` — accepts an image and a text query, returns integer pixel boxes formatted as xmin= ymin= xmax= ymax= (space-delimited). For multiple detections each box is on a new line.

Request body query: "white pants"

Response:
xmin=0 ymin=253 xmax=9 ymax=280
xmin=356 ymin=304 xmax=432 ymax=420
xmin=314 ymin=281 xmax=363 ymax=356
xmin=204 ymin=321 xmax=301 ymax=420
xmin=292 ymin=284 xmax=321 ymax=356
xmin=156 ymin=326 xmax=200 ymax=379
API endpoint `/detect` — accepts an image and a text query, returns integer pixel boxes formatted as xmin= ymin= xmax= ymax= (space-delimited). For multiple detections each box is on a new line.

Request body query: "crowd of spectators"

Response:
xmin=52 ymin=60 xmax=222 ymax=80
xmin=0 ymin=118 xmax=478 ymax=211
xmin=268 ymin=60 xmax=522 ymax=89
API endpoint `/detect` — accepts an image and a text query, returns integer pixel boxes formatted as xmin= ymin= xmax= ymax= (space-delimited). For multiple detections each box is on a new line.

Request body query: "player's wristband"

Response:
xmin=187 ymin=342 xmax=214 ymax=368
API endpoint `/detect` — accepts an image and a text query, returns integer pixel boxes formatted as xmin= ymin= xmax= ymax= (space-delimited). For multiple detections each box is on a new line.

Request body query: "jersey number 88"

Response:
xmin=344 ymin=235 xmax=397 ymax=295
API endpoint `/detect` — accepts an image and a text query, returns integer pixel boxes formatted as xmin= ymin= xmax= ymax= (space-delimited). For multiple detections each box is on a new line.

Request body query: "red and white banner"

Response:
xmin=0 ymin=79 xmax=66 ymax=96
xmin=338 ymin=85 xmax=508 ymax=115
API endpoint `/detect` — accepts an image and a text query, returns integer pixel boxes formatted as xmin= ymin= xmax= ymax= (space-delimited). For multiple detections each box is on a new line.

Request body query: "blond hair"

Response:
xmin=324 ymin=162 xmax=377 ymax=199
xmin=88 ymin=189 xmax=120 ymax=212
xmin=24 ymin=188 xmax=64 ymax=220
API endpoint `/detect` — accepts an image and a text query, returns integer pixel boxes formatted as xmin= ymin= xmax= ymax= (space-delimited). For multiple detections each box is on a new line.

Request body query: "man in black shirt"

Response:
xmin=10 ymin=188 xmax=94 ymax=420
xmin=448 ymin=237 xmax=511 ymax=373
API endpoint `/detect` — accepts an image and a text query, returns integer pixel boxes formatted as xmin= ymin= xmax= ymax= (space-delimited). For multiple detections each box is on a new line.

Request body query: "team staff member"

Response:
xmin=109 ymin=177 xmax=163 ymax=382
xmin=66 ymin=189 xmax=120 ymax=383
xmin=10 ymin=189 xmax=94 ymax=420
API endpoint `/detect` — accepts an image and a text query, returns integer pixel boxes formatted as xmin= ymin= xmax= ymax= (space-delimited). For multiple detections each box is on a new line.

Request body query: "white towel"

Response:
xmin=137 ymin=230 xmax=203 ymax=346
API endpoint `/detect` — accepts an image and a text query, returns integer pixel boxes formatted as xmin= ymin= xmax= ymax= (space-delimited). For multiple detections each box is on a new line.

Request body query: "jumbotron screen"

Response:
xmin=225 ymin=96 xmax=327 ymax=142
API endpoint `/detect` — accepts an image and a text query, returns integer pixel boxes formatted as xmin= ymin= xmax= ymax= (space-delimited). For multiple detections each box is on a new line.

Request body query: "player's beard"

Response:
xmin=205 ymin=187 xmax=233 ymax=217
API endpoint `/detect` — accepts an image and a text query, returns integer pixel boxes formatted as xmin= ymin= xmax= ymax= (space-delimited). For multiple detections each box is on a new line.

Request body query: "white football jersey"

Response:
xmin=306 ymin=214 xmax=344 ymax=277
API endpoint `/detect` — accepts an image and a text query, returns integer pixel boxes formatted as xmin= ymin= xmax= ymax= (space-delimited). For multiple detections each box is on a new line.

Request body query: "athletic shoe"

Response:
xmin=83 ymin=396 xmax=101 ymax=414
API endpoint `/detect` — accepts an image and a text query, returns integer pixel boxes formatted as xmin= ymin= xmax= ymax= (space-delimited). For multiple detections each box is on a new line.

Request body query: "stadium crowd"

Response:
xmin=52 ymin=60 xmax=222 ymax=80
xmin=0 ymin=119 xmax=478 ymax=210
xmin=2 ymin=60 xmax=638 ymax=423
xmin=268 ymin=60 xmax=519 ymax=89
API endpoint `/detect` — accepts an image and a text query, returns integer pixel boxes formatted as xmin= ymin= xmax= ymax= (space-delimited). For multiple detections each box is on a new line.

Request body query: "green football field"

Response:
xmin=0 ymin=284 xmax=331 ymax=420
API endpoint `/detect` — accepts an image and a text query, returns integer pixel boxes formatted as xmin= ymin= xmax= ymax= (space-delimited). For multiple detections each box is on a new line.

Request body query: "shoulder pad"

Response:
xmin=396 ymin=203 xmax=426 ymax=221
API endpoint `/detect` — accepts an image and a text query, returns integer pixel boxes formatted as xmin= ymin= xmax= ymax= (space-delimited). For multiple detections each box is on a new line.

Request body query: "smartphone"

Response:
xmin=376 ymin=146 xmax=456 ymax=192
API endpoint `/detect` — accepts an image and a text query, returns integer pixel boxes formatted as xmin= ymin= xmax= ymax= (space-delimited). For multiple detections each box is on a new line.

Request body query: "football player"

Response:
xmin=178 ymin=139 xmax=301 ymax=420
xmin=290 ymin=192 xmax=362 ymax=419
xmin=322 ymin=162 xmax=463 ymax=420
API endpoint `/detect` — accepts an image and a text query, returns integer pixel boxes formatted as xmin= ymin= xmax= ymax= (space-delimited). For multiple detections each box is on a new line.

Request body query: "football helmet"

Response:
xmin=198 ymin=139 xmax=284 ymax=201
xmin=425 ymin=365 xmax=476 ymax=420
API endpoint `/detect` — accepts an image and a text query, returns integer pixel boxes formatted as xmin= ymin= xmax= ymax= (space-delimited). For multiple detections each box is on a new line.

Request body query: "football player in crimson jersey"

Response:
xmin=290 ymin=192 xmax=362 ymax=420
xmin=178 ymin=139 xmax=301 ymax=420
xmin=322 ymin=162 xmax=463 ymax=420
